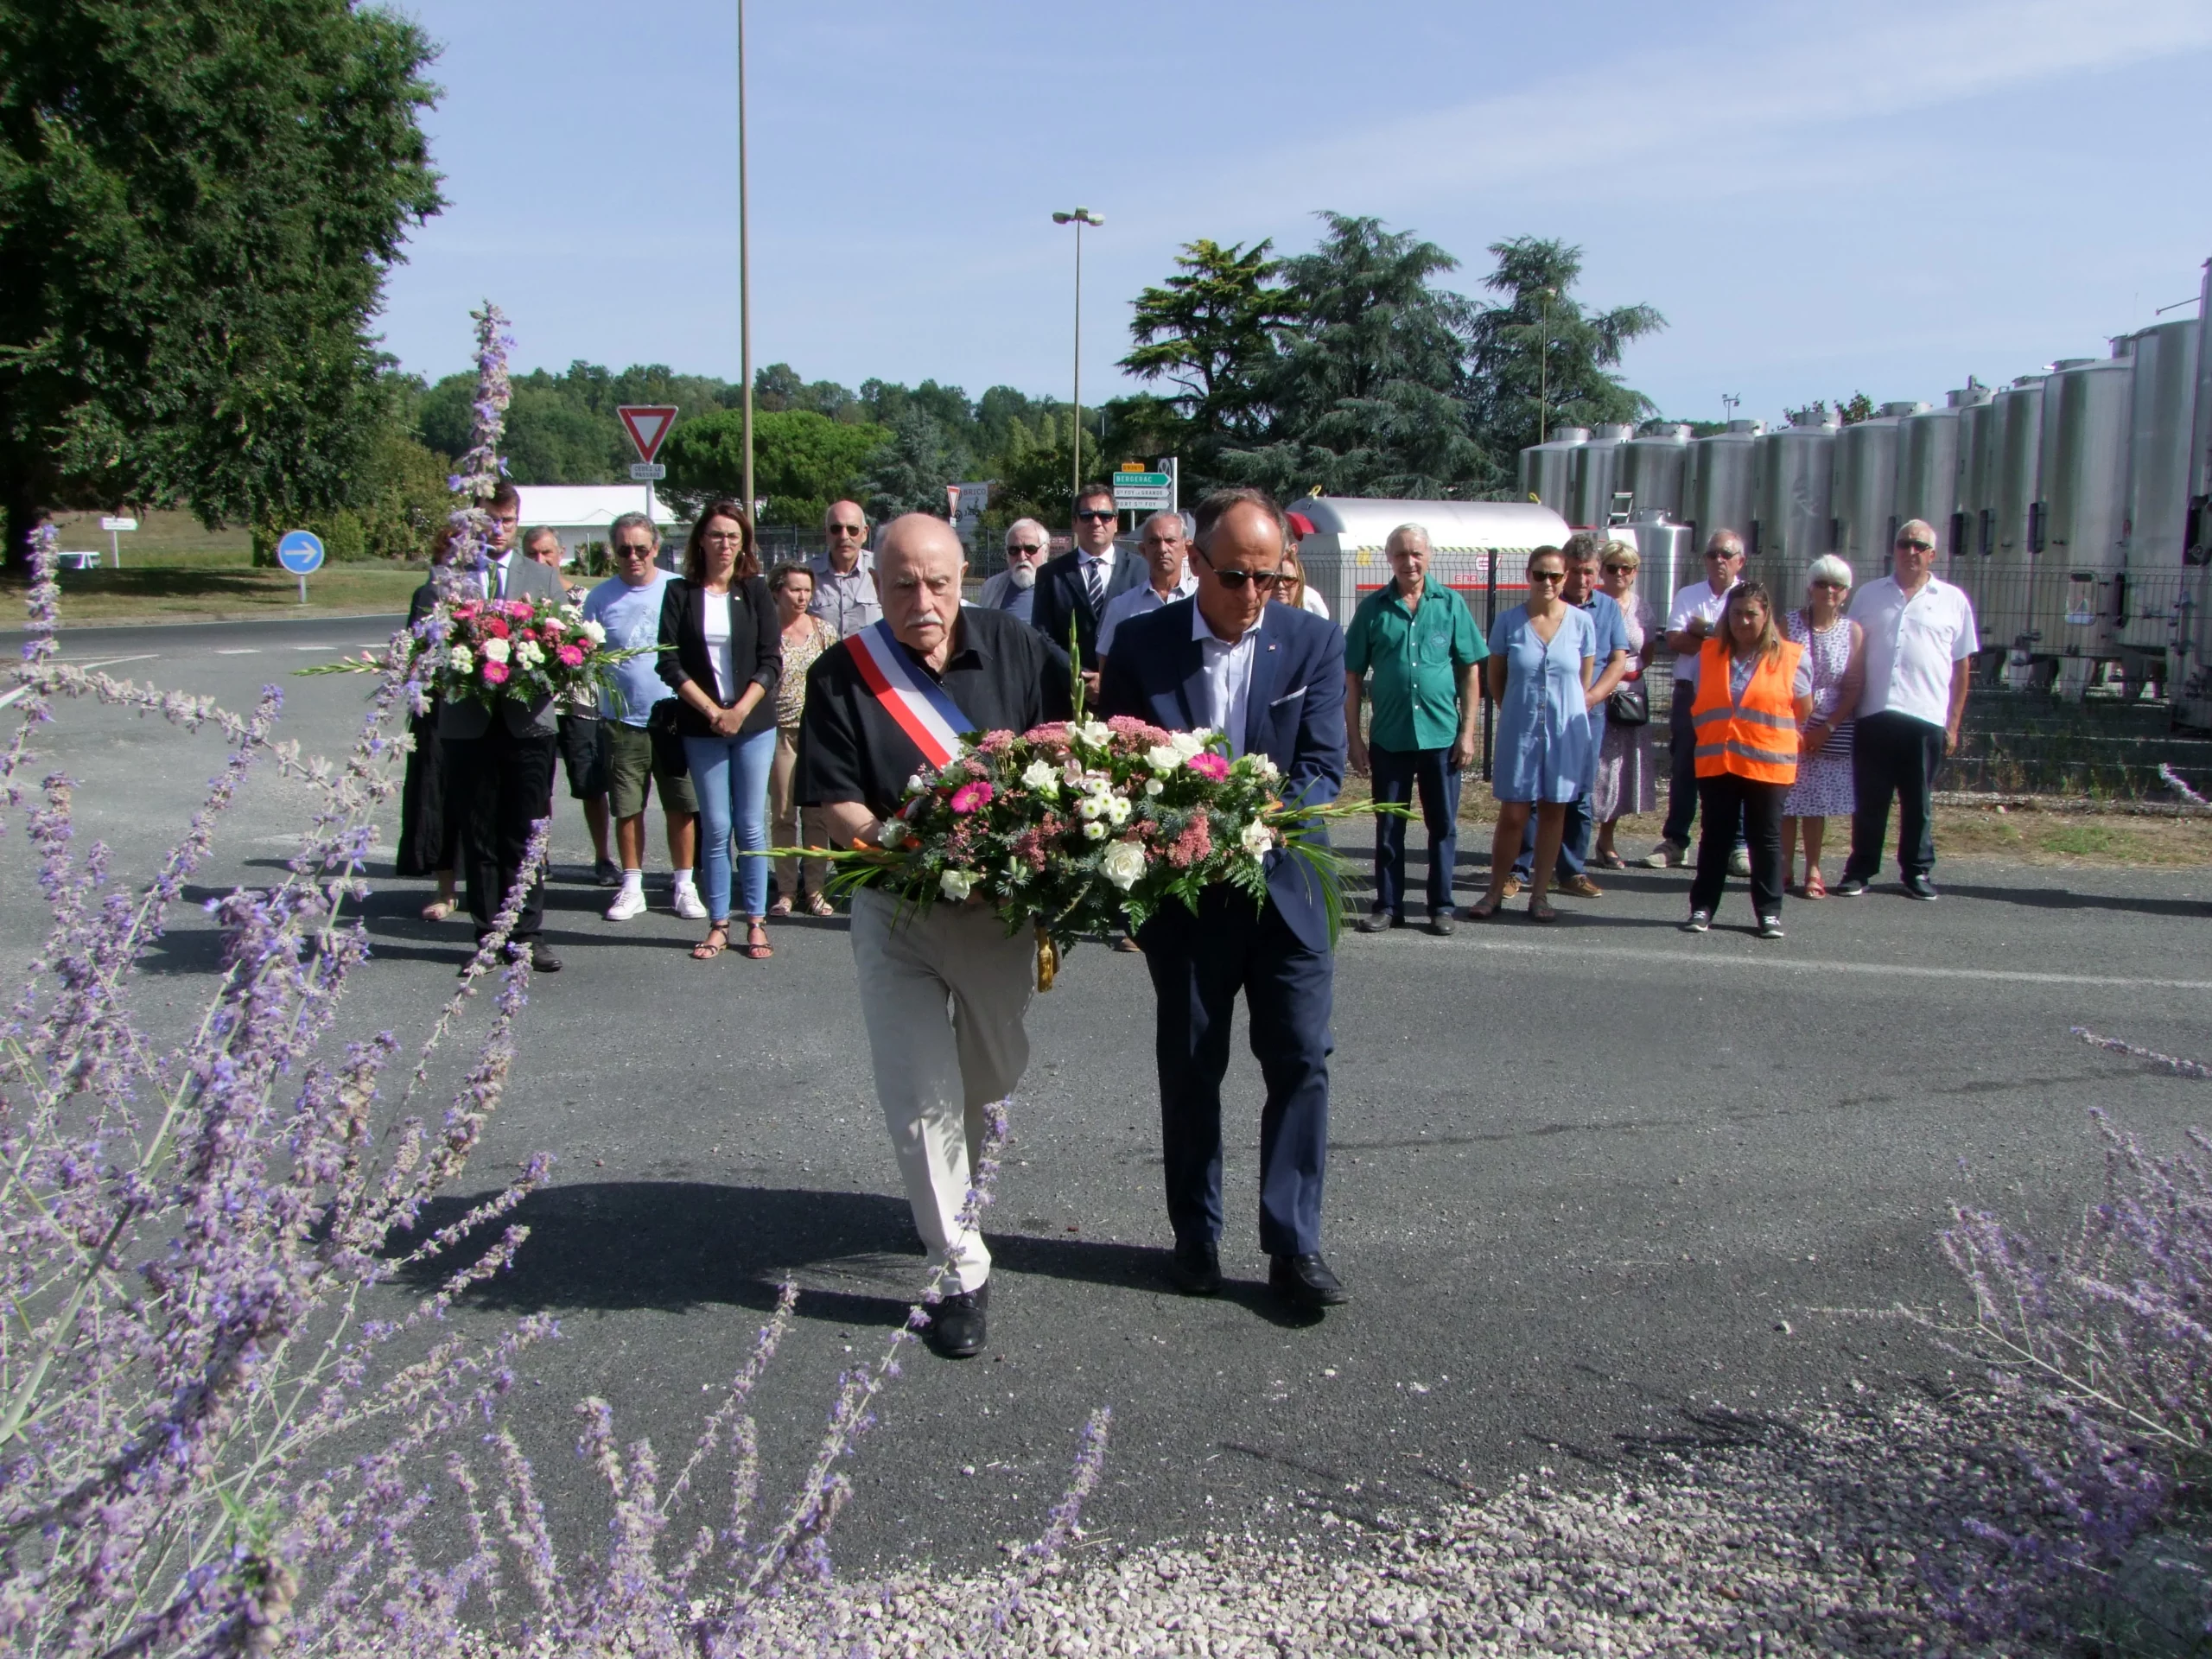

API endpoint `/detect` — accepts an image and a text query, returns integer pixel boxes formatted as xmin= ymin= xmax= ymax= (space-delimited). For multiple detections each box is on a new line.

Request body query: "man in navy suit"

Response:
xmin=1097 ymin=486 xmax=1351 ymax=1313
xmin=1029 ymin=481 xmax=1146 ymax=693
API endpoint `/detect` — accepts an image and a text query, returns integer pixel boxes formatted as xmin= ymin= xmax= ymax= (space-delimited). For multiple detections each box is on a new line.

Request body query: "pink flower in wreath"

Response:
xmin=1107 ymin=715 xmax=1174 ymax=746
xmin=556 ymin=644 xmax=585 ymax=667
xmin=1167 ymin=817 xmax=1212 ymax=868
xmin=481 ymin=660 xmax=510 ymax=685
xmin=950 ymin=781 xmax=995 ymax=815
xmin=1185 ymin=751 xmax=1230 ymax=781
xmin=976 ymin=729 xmax=1016 ymax=755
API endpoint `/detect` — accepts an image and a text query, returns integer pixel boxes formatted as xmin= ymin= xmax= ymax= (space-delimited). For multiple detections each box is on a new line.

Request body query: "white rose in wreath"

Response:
xmin=1240 ymin=820 xmax=1275 ymax=858
xmin=938 ymin=868 xmax=975 ymax=901
xmin=1100 ymin=838 xmax=1147 ymax=890
xmin=1147 ymin=744 xmax=1183 ymax=774
xmin=481 ymin=636 xmax=512 ymax=665
xmin=1171 ymin=729 xmax=1209 ymax=759
xmin=579 ymin=620 xmax=607 ymax=646
xmin=1020 ymin=760 xmax=1059 ymax=795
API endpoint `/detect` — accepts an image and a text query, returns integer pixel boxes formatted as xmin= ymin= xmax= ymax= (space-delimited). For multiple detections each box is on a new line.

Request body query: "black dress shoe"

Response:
xmin=1269 ymin=1252 xmax=1350 ymax=1309
xmin=1427 ymin=909 xmax=1456 ymax=937
xmin=1902 ymin=874 xmax=1939 ymax=901
xmin=528 ymin=940 xmax=562 ymax=973
xmin=925 ymin=1281 xmax=988 ymax=1358
xmin=1166 ymin=1238 xmax=1222 ymax=1296
xmin=1356 ymin=911 xmax=1400 ymax=934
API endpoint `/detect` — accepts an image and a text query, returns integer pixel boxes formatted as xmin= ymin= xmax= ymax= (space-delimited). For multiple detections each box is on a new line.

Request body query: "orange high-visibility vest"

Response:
xmin=1692 ymin=638 xmax=1803 ymax=785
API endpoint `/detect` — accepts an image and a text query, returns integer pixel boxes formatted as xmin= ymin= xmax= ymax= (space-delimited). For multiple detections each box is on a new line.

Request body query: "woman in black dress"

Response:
xmin=396 ymin=524 xmax=463 ymax=918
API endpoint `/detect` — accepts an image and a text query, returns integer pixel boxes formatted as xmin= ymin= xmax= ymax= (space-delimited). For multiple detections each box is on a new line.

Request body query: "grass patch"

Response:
xmin=1 ymin=563 xmax=423 ymax=626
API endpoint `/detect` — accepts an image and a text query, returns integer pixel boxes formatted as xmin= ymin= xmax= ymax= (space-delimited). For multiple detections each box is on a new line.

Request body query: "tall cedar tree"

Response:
xmin=1120 ymin=238 xmax=1291 ymax=486
xmin=1218 ymin=213 xmax=1492 ymax=500
xmin=0 ymin=0 xmax=443 ymax=564
xmin=1464 ymin=236 xmax=1664 ymax=461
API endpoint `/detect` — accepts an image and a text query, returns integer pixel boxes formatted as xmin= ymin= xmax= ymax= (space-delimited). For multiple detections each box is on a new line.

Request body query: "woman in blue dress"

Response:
xmin=1471 ymin=547 xmax=1596 ymax=922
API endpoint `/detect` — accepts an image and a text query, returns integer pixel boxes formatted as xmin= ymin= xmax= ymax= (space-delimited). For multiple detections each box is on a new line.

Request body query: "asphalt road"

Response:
xmin=9 ymin=612 xmax=2211 ymax=1579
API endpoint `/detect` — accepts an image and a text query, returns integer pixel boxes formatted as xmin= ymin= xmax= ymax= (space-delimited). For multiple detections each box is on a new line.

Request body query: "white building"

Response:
xmin=514 ymin=486 xmax=683 ymax=564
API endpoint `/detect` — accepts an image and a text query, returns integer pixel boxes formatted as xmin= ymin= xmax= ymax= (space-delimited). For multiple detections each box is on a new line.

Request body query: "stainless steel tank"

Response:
xmin=1681 ymin=419 xmax=1763 ymax=556
xmin=2037 ymin=352 xmax=2135 ymax=663
xmin=1975 ymin=373 xmax=2049 ymax=655
xmin=1831 ymin=404 xmax=1923 ymax=574
xmin=2181 ymin=261 xmax=2212 ymax=730
xmin=1616 ymin=423 xmax=1690 ymax=523
xmin=1897 ymin=387 xmax=1986 ymax=561
xmin=1516 ymin=427 xmax=1587 ymax=517
xmin=2117 ymin=318 xmax=2200 ymax=657
xmin=1567 ymin=423 xmax=1636 ymax=529
xmin=1751 ymin=410 xmax=1838 ymax=588
xmin=1624 ymin=510 xmax=1693 ymax=615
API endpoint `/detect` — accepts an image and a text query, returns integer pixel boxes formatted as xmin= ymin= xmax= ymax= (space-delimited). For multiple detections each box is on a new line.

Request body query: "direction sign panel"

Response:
xmin=99 ymin=516 xmax=138 ymax=532
xmin=276 ymin=529 xmax=325 ymax=575
xmin=1111 ymin=471 xmax=1173 ymax=511
xmin=629 ymin=462 xmax=666 ymax=481
xmin=616 ymin=405 xmax=679 ymax=464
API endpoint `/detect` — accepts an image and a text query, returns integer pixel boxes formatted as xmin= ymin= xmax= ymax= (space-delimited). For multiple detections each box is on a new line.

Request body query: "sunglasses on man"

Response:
xmin=828 ymin=523 xmax=866 ymax=536
xmin=1074 ymin=509 xmax=1118 ymax=523
xmin=1008 ymin=543 xmax=1045 ymax=556
xmin=1192 ymin=550 xmax=1282 ymax=591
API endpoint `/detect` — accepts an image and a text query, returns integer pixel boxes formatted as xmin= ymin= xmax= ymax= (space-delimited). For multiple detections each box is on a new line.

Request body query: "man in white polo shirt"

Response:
xmin=1834 ymin=519 xmax=1976 ymax=901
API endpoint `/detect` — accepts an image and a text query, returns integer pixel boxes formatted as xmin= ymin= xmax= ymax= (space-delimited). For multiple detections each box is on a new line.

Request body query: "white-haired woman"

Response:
xmin=1590 ymin=540 xmax=1656 ymax=868
xmin=1781 ymin=555 xmax=1866 ymax=899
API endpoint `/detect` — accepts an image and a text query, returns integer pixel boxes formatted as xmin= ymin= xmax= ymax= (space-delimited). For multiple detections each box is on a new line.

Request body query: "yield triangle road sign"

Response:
xmin=617 ymin=405 xmax=679 ymax=464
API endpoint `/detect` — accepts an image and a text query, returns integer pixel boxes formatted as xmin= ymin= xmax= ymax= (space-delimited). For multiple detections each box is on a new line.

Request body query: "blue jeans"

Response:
xmin=1370 ymin=744 xmax=1462 ymax=917
xmin=684 ymin=728 xmax=775 ymax=921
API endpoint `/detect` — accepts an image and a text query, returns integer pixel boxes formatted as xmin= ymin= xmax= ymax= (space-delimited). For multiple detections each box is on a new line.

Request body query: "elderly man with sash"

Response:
xmin=795 ymin=514 xmax=1071 ymax=1359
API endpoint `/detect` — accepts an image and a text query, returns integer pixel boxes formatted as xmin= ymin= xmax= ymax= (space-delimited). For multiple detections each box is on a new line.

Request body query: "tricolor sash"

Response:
xmin=846 ymin=619 xmax=975 ymax=767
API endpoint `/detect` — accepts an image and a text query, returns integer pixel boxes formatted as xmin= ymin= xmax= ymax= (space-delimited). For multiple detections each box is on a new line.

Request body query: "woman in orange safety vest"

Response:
xmin=1683 ymin=581 xmax=1812 ymax=939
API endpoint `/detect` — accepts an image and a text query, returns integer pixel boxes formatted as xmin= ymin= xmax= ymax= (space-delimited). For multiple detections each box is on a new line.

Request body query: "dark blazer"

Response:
xmin=1030 ymin=544 xmax=1146 ymax=670
xmin=436 ymin=554 xmax=567 ymax=740
xmin=1097 ymin=597 xmax=1347 ymax=952
xmin=656 ymin=575 xmax=781 ymax=739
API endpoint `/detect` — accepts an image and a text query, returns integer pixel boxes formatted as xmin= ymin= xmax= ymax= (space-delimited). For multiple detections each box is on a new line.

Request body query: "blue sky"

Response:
xmin=378 ymin=0 xmax=2212 ymax=429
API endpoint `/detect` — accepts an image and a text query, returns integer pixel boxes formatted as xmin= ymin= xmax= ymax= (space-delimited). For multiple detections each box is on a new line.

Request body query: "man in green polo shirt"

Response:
xmin=1344 ymin=522 xmax=1487 ymax=936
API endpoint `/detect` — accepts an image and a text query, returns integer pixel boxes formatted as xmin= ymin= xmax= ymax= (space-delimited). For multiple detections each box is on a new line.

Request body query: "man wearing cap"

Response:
xmin=1834 ymin=519 xmax=1976 ymax=901
xmin=978 ymin=518 xmax=1049 ymax=623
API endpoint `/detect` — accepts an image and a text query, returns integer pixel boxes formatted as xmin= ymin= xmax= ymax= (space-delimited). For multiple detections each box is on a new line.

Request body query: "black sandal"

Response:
xmin=691 ymin=923 xmax=729 ymax=961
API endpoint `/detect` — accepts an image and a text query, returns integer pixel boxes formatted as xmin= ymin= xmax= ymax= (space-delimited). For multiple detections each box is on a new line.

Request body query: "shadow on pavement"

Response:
xmin=402 ymin=1181 xmax=1240 ymax=1326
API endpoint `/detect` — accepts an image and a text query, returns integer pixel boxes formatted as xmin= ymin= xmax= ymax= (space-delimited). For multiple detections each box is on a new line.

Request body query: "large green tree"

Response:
xmin=1120 ymin=238 xmax=1290 ymax=476
xmin=658 ymin=407 xmax=889 ymax=526
xmin=0 ymin=0 xmax=444 ymax=564
xmin=1221 ymin=213 xmax=1491 ymax=499
xmin=1463 ymin=236 xmax=1663 ymax=461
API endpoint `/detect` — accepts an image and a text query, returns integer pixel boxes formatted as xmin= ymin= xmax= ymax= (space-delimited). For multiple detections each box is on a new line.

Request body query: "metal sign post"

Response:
xmin=99 ymin=515 xmax=137 ymax=568
xmin=276 ymin=529 xmax=325 ymax=606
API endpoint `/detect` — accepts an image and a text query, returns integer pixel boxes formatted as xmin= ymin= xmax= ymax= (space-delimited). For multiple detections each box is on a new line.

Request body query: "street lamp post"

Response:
xmin=1052 ymin=207 xmax=1103 ymax=517
xmin=737 ymin=0 xmax=754 ymax=520
xmin=1534 ymin=285 xmax=1554 ymax=446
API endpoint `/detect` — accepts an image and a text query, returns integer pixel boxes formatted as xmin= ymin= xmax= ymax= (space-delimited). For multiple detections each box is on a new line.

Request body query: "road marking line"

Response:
xmin=1453 ymin=935 xmax=2212 ymax=992
xmin=213 ymin=648 xmax=261 ymax=656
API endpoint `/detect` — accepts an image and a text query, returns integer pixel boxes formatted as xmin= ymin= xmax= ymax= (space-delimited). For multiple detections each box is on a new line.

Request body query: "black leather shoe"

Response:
xmin=1356 ymin=911 xmax=1400 ymax=934
xmin=528 ymin=940 xmax=563 ymax=973
xmin=1902 ymin=874 xmax=1939 ymax=901
xmin=1269 ymin=1252 xmax=1350 ymax=1309
xmin=1166 ymin=1238 xmax=1222 ymax=1296
xmin=925 ymin=1281 xmax=988 ymax=1358
xmin=1427 ymin=909 xmax=1456 ymax=937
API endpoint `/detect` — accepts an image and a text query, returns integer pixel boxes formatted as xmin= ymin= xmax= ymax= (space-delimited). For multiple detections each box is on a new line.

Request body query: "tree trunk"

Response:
xmin=4 ymin=470 xmax=41 ymax=574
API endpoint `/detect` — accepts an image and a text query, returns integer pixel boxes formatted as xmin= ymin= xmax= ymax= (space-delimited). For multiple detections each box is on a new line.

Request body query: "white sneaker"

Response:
xmin=604 ymin=886 xmax=647 ymax=922
xmin=1639 ymin=840 xmax=1687 ymax=868
xmin=1729 ymin=847 xmax=1753 ymax=877
xmin=672 ymin=885 xmax=709 ymax=920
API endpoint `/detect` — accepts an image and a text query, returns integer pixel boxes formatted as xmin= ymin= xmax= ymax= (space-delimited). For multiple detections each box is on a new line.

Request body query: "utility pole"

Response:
xmin=737 ymin=0 xmax=754 ymax=518
xmin=1535 ymin=286 xmax=1554 ymax=445
xmin=1052 ymin=207 xmax=1104 ymax=514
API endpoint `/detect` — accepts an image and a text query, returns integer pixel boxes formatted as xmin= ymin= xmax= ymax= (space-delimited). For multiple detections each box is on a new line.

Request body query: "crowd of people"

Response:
xmin=395 ymin=480 xmax=1978 ymax=1357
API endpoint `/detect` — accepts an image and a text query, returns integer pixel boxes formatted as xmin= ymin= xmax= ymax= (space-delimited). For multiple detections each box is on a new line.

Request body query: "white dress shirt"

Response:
xmin=1665 ymin=579 xmax=1737 ymax=681
xmin=1193 ymin=601 xmax=1262 ymax=757
xmin=1848 ymin=574 xmax=1977 ymax=725
xmin=1077 ymin=545 xmax=1117 ymax=607
xmin=480 ymin=550 xmax=519 ymax=601
xmin=1096 ymin=571 xmax=1198 ymax=658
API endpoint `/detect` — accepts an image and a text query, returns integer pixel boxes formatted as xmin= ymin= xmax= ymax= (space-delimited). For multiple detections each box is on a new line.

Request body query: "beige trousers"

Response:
xmin=767 ymin=728 xmax=830 ymax=900
xmin=849 ymin=887 xmax=1033 ymax=1293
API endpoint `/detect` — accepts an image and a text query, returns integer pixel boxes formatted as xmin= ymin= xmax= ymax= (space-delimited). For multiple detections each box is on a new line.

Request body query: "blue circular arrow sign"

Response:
xmin=276 ymin=530 xmax=325 ymax=575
